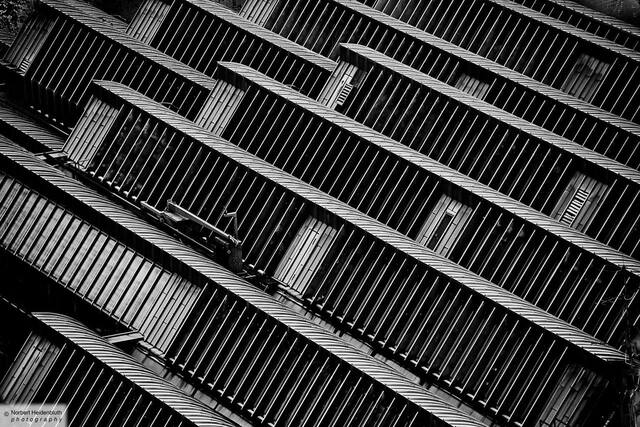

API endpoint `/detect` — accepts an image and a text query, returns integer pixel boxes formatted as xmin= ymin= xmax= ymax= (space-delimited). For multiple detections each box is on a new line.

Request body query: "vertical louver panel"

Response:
xmin=454 ymin=71 xmax=491 ymax=99
xmin=508 ymin=0 xmax=640 ymax=53
xmin=242 ymin=0 xmax=640 ymax=160
xmin=316 ymin=47 xmax=640 ymax=259
xmin=561 ymin=52 xmax=611 ymax=102
xmin=66 ymin=84 xmax=626 ymax=427
xmin=537 ymin=364 xmax=607 ymax=426
xmin=65 ymin=97 xmax=120 ymax=168
xmin=417 ymin=195 xmax=472 ymax=256
xmin=336 ymin=82 xmax=354 ymax=107
xmin=0 ymin=333 xmax=60 ymax=403
xmin=126 ymin=0 xmax=172 ymax=44
xmin=0 ymin=145 xmax=484 ymax=427
xmin=78 ymin=82 xmax=640 ymax=355
xmin=274 ymin=216 xmax=337 ymax=294
xmin=126 ymin=0 xmax=333 ymax=98
xmin=240 ymin=0 xmax=279 ymax=26
xmin=559 ymin=188 xmax=589 ymax=225
xmin=195 ymin=80 xmax=246 ymax=135
xmin=3 ymin=12 xmax=54 ymax=75
xmin=0 ymin=173 xmax=200 ymax=353
xmin=4 ymin=1 xmax=212 ymax=127
xmin=353 ymin=0 xmax=640 ymax=122
xmin=317 ymin=61 xmax=362 ymax=108
xmin=167 ymin=287 xmax=448 ymax=426
xmin=552 ymin=172 xmax=607 ymax=231
xmin=2 ymin=334 xmax=208 ymax=426
xmin=1 ymin=0 xmax=636 ymax=425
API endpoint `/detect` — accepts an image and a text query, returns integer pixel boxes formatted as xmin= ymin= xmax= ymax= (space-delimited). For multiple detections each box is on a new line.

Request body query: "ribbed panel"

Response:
xmin=356 ymin=0 xmax=640 ymax=122
xmin=0 ymin=172 xmax=199 ymax=352
xmin=1 ymin=1 xmax=635 ymax=425
xmin=0 ymin=100 xmax=65 ymax=152
xmin=240 ymin=0 xmax=279 ymax=26
xmin=453 ymin=71 xmax=491 ymax=99
xmin=416 ymin=195 xmax=473 ymax=256
xmin=2 ymin=11 xmax=55 ymax=74
xmin=73 ymin=85 xmax=640 ymax=347
xmin=274 ymin=216 xmax=338 ymax=294
xmin=242 ymin=0 xmax=640 ymax=172
xmin=560 ymin=52 xmax=611 ymax=102
xmin=552 ymin=172 xmax=608 ymax=229
xmin=1 ymin=142 xmax=484 ymax=427
xmin=67 ymin=86 xmax=621 ymax=426
xmin=4 ymin=338 xmax=193 ymax=426
xmin=195 ymin=80 xmax=246 ymax=134
xmin=65 ymin=97 xmax=120 ymax=168
xmin=502 ymin=0 xmax=640 ymax=52
xmin=6 ymin=0 xmax=210 ymax=127
xmin=317 ymin=61 xmax=362 ymax=109
xmin=169 ymin=288 xmax=432 ymax=427
xmin=0 ymin=333 xmax=60 ymax=403
xmin=126 ymin=0 xmax=172 ymax=44
xmin=325 ymin=46 xmax=640 ymax=259
xmin=207 ymin=71 xmax=639 ymax=345
xmin=129 ymin=0 xmax=332 ymax=97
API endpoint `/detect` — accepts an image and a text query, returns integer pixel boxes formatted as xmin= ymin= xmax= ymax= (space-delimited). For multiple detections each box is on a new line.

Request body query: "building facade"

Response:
xmin=0 ymin=0 xmax=639 ymax=426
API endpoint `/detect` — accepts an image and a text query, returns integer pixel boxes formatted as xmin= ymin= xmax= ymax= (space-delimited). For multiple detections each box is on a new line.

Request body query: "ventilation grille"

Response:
xmin=559 ymin=188 xmax=589 ymax=225
xmin=336 ymin=83 xmax=354 ymax=107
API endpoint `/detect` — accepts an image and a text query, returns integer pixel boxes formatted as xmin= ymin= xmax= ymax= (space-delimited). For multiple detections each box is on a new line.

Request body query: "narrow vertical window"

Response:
xmin=561 ymin=52 xmax=611 ymax=102
xmin=275 ymin=216 xmax=337 ymax=294
xmin=417 ymin=194 xmax=472 ymax=256
xmin=552 ymin=172 xmax=607 ymax=231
